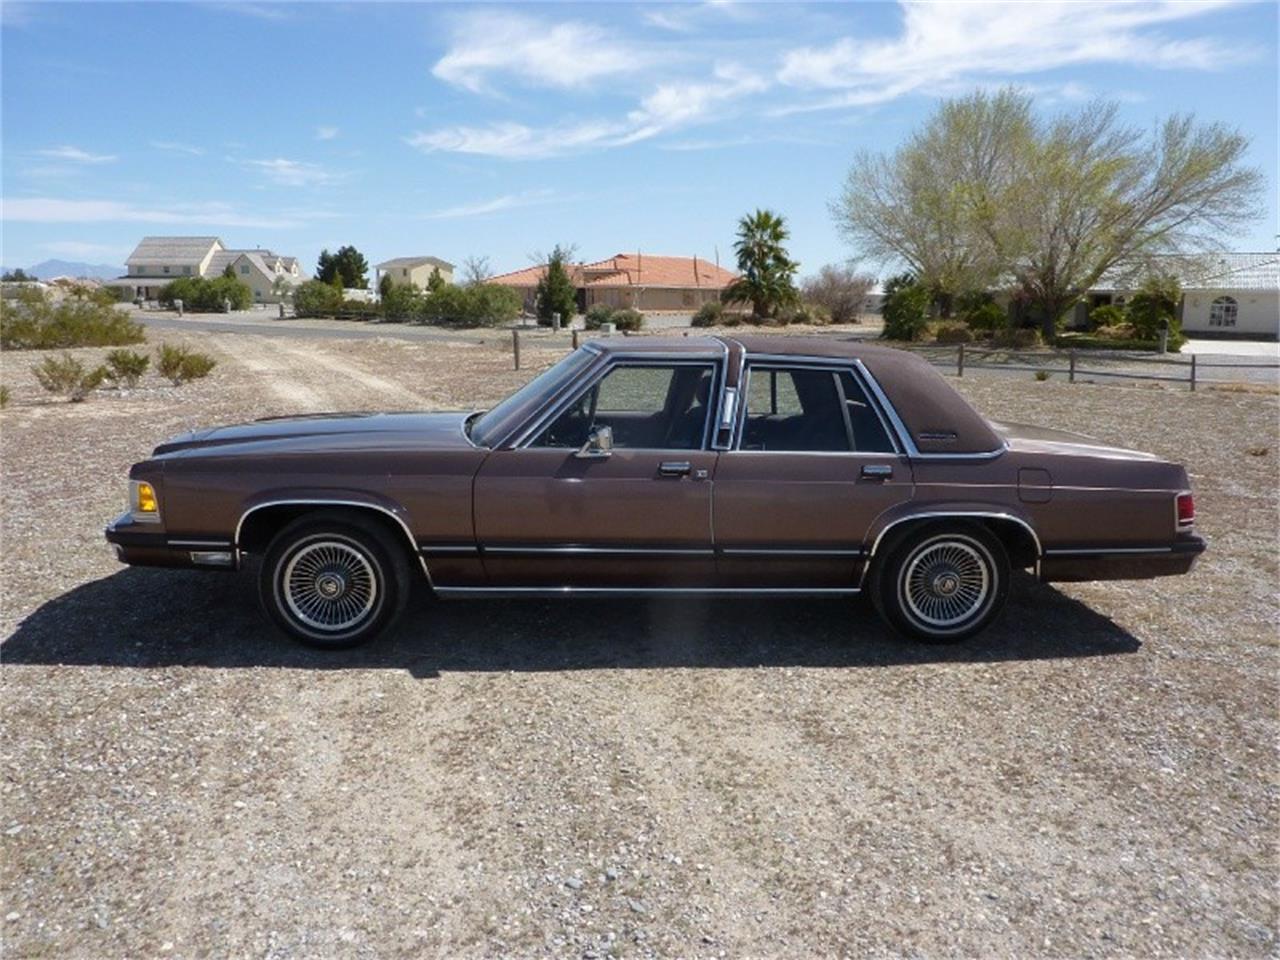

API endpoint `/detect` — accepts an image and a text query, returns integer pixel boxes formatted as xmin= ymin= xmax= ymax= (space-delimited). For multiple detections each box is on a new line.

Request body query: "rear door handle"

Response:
xmin=861 ymin=464 xmax=893 ymax=481
xmin=658 ymin=461 xmax=692 ymax=477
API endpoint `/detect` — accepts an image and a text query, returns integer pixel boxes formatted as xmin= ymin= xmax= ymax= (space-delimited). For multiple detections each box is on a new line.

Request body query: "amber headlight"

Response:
xmin=129 ymin=480 xmax=160 ymax=523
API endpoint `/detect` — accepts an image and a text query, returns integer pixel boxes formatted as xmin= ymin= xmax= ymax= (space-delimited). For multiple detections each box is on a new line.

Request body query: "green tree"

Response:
xmin=1126 ymin=272 xmax=1183 ymax=340
xmin=315 ymin=245 xmax=369 ymax=289
xmin=835 ymin=89 xmax=1263 ymax=338
xmin=427 ymin=266 xmax=446 ymax=294
xmin=725 ymin=209 xmax=799 ymax=319
xmin=880 ymin=274 xmax=931 ymax=341
xmin=293 ymin=279 xmax=345 ymax=317
xmin=222 ymin=264 xmax=236 ymax=279
xmin=378 ymin=273 xmax=394 ymax=299
xmin=534 ymin=245 xmax=578 ymax=326
xmin=2 ymin=268 xmax=32 ymax=282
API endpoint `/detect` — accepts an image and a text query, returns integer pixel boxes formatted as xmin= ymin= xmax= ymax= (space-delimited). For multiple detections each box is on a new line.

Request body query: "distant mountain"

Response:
xmin=8 ymin=259 xmax=126 ymax=280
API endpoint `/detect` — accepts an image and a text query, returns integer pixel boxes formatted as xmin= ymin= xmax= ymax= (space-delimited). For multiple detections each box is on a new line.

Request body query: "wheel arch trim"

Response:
xmin=867 ymin=509 xmax=1043 ymax=562
xmin=234 ymin=497 xmax=432 ymax=584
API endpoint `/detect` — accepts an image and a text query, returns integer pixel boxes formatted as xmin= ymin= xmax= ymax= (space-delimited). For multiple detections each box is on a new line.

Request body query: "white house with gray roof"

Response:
xmin=108 ymin=236 xmax=306 ymax=303
xmin=1080 ymin=252 xmax=1279 ymax=340
xmin=375 ymin=256 xmax=455 ymax=290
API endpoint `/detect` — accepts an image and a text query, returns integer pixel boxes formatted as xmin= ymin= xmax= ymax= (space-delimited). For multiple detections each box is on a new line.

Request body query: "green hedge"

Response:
xmin=158 ymin=276 xmax=252 ymax=312
xmin=1054 ymin=334 xmax=1184 ymax=352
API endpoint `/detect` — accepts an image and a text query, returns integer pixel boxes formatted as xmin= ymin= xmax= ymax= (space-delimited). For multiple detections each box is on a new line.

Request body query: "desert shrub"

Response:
xmin=962 ymin=301 xmax=1007 ymax=332
xmin=584 ymin=303 xmax=616 ymax=330
xmin=1126 ymin=272 xmax=1183 ymax=341
xmin=777 ymin=302 xmax=831 ymax=326
xmin=380 ymin=283 xmax=422 ymax=322
xmin=1086 ymin=304 xmax=1126 ymax=332
xmin=933 ymin=322 xmax=973 ymax=344
xmin=1034 ymin=370 xmax=1051 ymax=381
xmin=610 ymin=309 xmax=644 ymax=332
xmin=0 ymin=286 xmax=144 ymax=350
xmin=156 ymin=343 xmax=217 ymax=385
xmin=419 ymin=284 xmax=521 ymax=327
xmin=32 ymin=352 xmax=107 ymax=401
xmin=339 ymin=299 xmax=380 ymax=319
xmin=158 ymin=276 xmax=251 ymax=312
xmin=0 ymin=385 xmax=10 ymax=409
xmin=690 ymin=301 xmax=723 ymax=328
xmin=990 ymin=328 xmax=1043 ymax=349
xmin=292 ymin=279 xmax=345 ymax=318
xmin=800 ymin=265 xmax=873 ymax=324
xmin=104 ymin=349 xmax=150 ymax=388
xmin=465 ymin=284 xmax=521 ymax=327
xmin=881 ymin=277 xmax=931 ymax=341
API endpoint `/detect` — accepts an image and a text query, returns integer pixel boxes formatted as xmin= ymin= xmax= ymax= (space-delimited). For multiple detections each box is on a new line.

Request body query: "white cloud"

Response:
xmin=1 ymin=197 xmax=301 ymax=229
xmin=422 ymin=189 xmax=559 ymax=220
xmin=315 ymin=126 xmax=339 ymax=141
xmin=241 ymin=157 xmax=342 ymax=187
xmin=411 ymin=61 xmax=767 ymax=159
xmin=432 ymin=11 xmax=652 ymax=93
xmin=777 ymin=0 xmax=1246 ymax=108
xmin=36 ymin=145 xmax=116 ymax=164
xmin=150 ymin=140 xmax=205 ymax=156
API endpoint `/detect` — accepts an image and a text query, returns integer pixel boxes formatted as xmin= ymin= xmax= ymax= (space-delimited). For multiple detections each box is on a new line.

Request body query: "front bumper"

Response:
xmin=104 ymin=513 xmax=237 ymax=570
xmin=1038 ymin=535 xmax=1206 ymax=583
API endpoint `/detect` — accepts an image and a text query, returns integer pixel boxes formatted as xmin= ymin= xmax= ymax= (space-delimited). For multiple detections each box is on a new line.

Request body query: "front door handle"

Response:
xmin=861 ymin=464 xmax=893 ymax=481
xmin=658 ymin=460 xmax=692 ymax=477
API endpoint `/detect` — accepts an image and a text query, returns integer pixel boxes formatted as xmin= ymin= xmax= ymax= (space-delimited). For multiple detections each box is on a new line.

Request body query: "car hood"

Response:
xmin=152 ymin=411 xmax=477 ymax=457
xmin=989 ymin=419 xmax=1162 ymax=461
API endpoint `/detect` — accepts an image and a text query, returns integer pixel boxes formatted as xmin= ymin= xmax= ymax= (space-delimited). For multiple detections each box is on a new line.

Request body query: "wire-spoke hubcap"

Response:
xmin=283 ymin=540 xmax=378 ymax=634
xmin=901 ymin=537 xmax=992 ymax=629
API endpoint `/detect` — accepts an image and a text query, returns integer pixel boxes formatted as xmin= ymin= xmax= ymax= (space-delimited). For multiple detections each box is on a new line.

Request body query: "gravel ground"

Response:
xmin=1 ymin=332 xmax=1277 ymax=958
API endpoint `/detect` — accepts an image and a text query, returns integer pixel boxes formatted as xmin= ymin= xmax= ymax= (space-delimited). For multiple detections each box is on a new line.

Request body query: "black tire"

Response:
xmin=869 ymin=522 xmax=1009 ymax=643
xmin=258 ymin=512 xmax=410 ymax=648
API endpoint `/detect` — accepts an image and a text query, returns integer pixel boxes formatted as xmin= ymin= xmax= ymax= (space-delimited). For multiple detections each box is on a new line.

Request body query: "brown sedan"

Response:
xmin=105 ymin=335 xmax=1204 ymax=646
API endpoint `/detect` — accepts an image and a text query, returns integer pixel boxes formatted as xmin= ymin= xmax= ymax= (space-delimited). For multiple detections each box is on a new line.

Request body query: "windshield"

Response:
xmin=468 ymin=349 xmax=596 ymax=448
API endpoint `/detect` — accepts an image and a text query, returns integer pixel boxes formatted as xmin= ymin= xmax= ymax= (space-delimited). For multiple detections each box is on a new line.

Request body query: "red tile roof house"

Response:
xmin=489 ymin=253 xmax=738 ymax=315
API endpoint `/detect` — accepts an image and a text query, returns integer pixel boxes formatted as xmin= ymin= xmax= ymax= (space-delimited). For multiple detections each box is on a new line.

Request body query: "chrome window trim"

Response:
xmin=851 ymin=357 xmax=1007 ymax=461
xmin=234 ymin=499 xmax=432 ymax=585
xmin=510 ymin=356 xmax=723 ymax=452
xmin=732 ymin=356 xmax=903 ymax=456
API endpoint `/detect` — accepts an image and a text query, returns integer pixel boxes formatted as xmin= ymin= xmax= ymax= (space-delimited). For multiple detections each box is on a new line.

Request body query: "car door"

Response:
xmin=713 ymin=361 xmax=914 ymax=589
xmin=473 ymin=359 xmax=721 ymax=588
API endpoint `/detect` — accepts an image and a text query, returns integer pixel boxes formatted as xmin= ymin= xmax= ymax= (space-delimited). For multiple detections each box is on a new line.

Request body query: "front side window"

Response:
xmin=741 ymin=366 xmax=895 ymax=453
xmin=1210 ymin=296 xmax=1237 ymax=327
xmin=532 ymin=363 xmax=714 ymax=451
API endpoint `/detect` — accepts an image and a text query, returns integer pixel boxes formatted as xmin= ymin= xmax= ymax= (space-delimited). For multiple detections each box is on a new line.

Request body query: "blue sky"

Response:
xmin=1 ymin=1 xmax=1276 ymax=277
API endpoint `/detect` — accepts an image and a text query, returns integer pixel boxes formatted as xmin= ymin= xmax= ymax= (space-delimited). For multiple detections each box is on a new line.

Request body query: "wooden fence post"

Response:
xmin=512 ymin=329 xmax=521 ymax=371
xmin=572 ymin=329 xmax=579 ymax=350
xmin=1189 ymin=353 xmax=1196 ymax=392
xmin=1069 ymin=350 xmax=1076 ymax=383
xmin=957 ymin=342 xmax=965 ymax=377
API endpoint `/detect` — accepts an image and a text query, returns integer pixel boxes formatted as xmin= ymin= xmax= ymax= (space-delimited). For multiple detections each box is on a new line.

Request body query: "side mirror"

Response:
xmin=575 ymin=425 xmax=613 ymax=459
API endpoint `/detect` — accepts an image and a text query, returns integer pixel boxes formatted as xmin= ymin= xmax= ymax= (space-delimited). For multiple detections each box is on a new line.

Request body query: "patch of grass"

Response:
xmin=31 ymin=352 xmax=108 ymax=402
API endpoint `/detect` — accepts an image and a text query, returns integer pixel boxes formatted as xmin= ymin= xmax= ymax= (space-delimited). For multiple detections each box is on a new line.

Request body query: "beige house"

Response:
xmin=106 ymin=236 xmax=306 ymax=303
xmin=376 ymin=256 xmax=455 ymax=290
xmin=491 ymin=252 xmax=737 ymax=314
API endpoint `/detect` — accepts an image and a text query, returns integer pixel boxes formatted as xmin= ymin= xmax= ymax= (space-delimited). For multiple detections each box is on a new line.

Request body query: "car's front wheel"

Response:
xmin=259 ymin=513 xmax=409 ymax=648
xmin=869 ymin=523 xmax=1009 ymax=642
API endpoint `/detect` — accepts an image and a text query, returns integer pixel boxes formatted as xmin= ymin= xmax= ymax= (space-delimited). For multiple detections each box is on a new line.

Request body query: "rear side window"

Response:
xmin=741 ymin=366 xmax=895 ymax=453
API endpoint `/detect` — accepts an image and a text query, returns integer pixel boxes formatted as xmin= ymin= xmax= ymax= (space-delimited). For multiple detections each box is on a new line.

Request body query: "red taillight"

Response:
xmin=1176 ymin=492 xmax=1195 ymax=527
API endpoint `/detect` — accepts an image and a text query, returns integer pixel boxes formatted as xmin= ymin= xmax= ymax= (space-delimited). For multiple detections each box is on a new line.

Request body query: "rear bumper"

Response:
xmin=104 ymin=513 xmax=237 ymax=570
xmin=1038 ymin=535 xmax=1206 ymax=582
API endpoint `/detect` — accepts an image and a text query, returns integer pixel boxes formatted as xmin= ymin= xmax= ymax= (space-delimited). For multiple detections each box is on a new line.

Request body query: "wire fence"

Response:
xmin=906 ymin=343 xmax=1279 ymax=390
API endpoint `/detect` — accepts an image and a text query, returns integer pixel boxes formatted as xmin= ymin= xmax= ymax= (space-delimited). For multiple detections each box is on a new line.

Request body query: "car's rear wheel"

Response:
xmin=869 ymin=522 xmax=1009 ymax=643
xmin=259 ymin=512 xmax=409 ymax=648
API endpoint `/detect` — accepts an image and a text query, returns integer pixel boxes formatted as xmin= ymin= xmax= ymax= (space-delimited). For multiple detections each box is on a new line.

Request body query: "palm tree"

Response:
xmin=727 ymin=208 xmax=799 ymax=318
